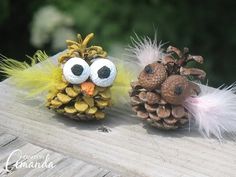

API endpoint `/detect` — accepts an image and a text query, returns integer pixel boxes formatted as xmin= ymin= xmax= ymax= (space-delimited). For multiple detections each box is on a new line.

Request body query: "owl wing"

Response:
xmin=0 ymin=50 xmax=62 ymax=97
xmin=111 ymin=60 xmax=138 ymax=106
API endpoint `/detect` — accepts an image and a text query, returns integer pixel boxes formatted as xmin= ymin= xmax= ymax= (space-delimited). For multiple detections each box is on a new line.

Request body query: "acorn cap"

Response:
xmin=161 ymin=75 xmax=191 ymax=105
xmin=138 ymin=63 xmax=167 ymax=90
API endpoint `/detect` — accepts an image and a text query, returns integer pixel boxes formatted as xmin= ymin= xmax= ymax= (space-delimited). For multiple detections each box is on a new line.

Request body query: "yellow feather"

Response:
xmin=111 ymin=62 xmax=136 ymax=105
xmin=0 ymin=51 xmax=62 ymax=97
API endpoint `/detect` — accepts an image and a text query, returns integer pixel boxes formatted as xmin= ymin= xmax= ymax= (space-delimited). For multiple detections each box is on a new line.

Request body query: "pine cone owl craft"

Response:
xmin=129 ymin=41 xmax=205 ymax=130
xmin=128 ymin=35 xmax=236 ymax=140
xmin=0 ymin=33 xmax=117 ymax=120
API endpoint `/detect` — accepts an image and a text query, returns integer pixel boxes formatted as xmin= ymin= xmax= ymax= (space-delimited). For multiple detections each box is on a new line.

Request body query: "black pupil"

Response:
xmin=71 ymin=64 xmax=84 ymax=76
xmin=98 ymin=66 xmax=111 ymax=79
xmin=174 ymin=86 xmax=183 ymax=96
xmin=144 ymin=65 xmax=153 ymax=74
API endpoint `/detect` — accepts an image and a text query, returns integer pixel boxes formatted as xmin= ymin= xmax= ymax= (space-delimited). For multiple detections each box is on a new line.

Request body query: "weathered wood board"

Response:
xmin=0 ymin=54 xmax=236 ymax=177
xmin=0 ymin=131 xmax=120 ymax=177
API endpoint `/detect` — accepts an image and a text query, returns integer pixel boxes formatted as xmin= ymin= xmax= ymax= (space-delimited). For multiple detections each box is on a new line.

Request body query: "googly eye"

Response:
xmin=63 ymin=57 xmax=90 ymax=84
xmin=90 ymin=59 xmax=117 ymax=87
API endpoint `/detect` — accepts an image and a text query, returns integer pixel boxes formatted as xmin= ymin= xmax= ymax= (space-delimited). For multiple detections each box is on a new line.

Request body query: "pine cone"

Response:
xmin=46 ymin=33 xmax=112 ymax=120
xmin=130 ymin=46 xmax=205 ymax=129
xmin=130 ymin=81 xmax=189 ymax=129
xmin=46 ymin=77 xmax=111 ymax=120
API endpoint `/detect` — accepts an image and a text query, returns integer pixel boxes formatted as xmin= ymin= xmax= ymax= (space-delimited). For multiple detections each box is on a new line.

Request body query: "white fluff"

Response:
xmin=126 ymin=33 xmax=165 ymax=68
xmin=183 ymin=83 xmax=236 ymax=140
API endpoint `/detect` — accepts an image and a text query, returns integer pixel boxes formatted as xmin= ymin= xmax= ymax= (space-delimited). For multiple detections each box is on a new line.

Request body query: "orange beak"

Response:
xmin=81 ymin=82 xmax=95 ymax=96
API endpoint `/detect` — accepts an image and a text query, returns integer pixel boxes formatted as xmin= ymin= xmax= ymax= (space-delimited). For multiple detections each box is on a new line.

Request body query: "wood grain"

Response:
xmin=0 ymin=53 xmax=236 ymax=177
xmin=0 ymin=132 xmax=120 ymax=177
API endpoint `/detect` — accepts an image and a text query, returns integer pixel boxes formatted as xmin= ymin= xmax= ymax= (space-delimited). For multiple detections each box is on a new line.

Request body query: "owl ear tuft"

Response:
xmin=126 ymin=33 xmax=166 ymax=68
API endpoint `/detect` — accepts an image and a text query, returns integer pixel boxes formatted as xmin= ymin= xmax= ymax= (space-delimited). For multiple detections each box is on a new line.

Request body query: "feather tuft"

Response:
xmin=0 ymin=50 xmax=62 ymax=97
xmin=184 ymin=83 xmax=236 ymax=140
xmin=126 ymin=33 xmax=165 ymax=68
xmin=111 ymin=62 xmax=136 ymax=105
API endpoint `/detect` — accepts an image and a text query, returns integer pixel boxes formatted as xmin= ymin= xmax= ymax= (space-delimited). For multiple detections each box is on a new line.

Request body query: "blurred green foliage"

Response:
xmin=0 ymin=0 xmax=9 ymax=24
xmin=0 ymin=0 xmax=236 ymax=86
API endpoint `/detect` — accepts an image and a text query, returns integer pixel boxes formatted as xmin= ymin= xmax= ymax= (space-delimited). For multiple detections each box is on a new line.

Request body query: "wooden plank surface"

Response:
xmin=0 ymin=131 xmax=120 ymax=177
xmin=0 ymin=54 xmax=236 ymax=177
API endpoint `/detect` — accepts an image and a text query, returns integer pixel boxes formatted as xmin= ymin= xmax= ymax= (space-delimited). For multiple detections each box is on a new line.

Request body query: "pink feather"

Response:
xmin=183 ymin=83 xmax=236 ymax=140
xmin=126 ymin=33 xmax=165 ymax=68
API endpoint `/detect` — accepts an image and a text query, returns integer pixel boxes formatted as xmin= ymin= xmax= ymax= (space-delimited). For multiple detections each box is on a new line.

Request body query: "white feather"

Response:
xmin=126 ymin=33 xmax=165 ymax=68
xmin=183 ymin=83 xmax=236 ymax=140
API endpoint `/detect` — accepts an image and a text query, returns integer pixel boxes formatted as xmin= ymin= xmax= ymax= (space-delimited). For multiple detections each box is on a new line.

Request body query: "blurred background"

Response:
xmin=0 ymin=0 xmax=235 ymax=86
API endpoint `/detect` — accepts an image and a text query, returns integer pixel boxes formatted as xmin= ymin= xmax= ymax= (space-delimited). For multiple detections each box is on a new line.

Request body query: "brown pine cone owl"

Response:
xmin=128 ymin=37 xmax=206 ymax=129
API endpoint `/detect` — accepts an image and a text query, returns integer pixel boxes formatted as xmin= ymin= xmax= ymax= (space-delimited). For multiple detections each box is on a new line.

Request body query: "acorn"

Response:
xmin=161 ymin=75 xmax=192 ymax=105
xmin=138 ymin=63 xmax=167 ymax=90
